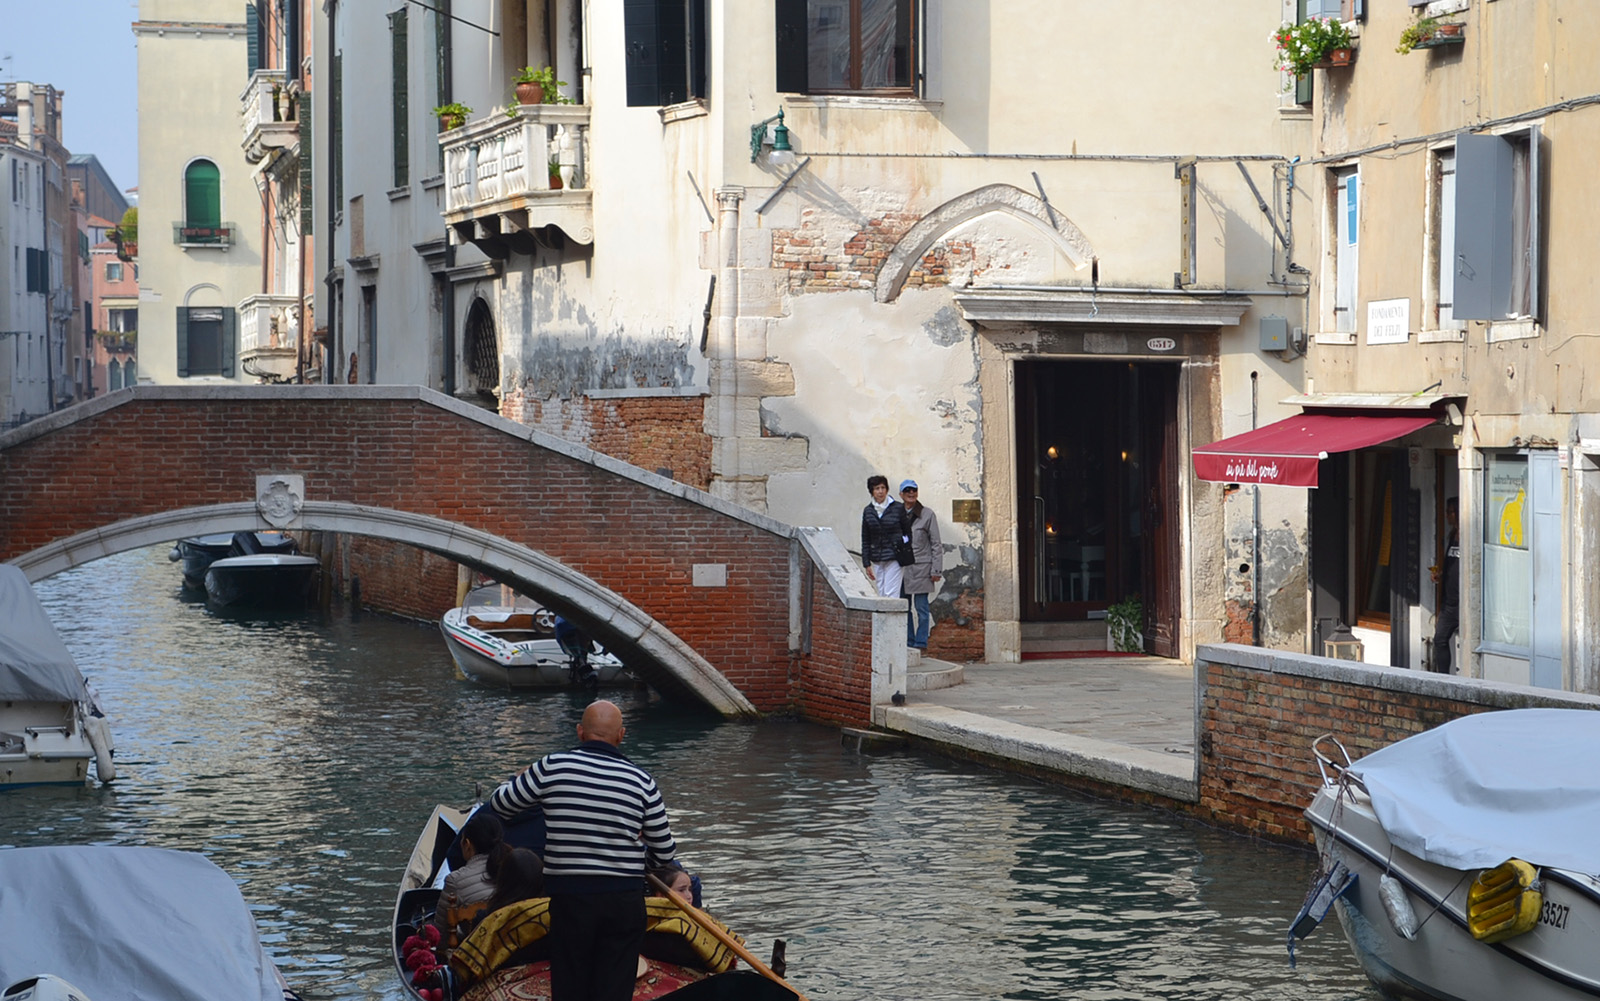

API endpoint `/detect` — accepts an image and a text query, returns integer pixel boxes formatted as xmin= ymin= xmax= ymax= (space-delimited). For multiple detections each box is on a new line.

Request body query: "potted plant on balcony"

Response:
xmin=433 ymin=102 xmax=472 ymax=131
xmin=1396 ymin=13 xmax=1463 ymax=54
xmin=548 ymin=157 xmax=563 ymax=190
xmin=514 ymin=66 xmax=573 ymax=105
xmin=1274 ymin=16 xmax=1355 ymax=78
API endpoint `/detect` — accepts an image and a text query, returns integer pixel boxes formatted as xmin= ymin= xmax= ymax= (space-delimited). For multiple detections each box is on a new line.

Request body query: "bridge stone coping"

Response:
xmin=4 ymin=384 xmax=908 ymax=717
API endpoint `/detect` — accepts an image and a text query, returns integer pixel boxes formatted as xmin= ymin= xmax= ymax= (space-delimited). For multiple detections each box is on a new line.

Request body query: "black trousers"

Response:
xmin=1432 ymin=605 xmax=1460 ymax=674
xmin=549 ymin=890 xmax=646 ymax=1001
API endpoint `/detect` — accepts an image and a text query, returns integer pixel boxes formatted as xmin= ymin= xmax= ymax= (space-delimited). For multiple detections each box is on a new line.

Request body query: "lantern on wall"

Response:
xmin=1324 ymin=621 xmax=1364 ymax=662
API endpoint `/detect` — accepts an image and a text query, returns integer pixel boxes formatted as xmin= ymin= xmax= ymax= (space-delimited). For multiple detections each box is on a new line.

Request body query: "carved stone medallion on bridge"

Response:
xmin=256 ymin=474 xmax=305 ymax=528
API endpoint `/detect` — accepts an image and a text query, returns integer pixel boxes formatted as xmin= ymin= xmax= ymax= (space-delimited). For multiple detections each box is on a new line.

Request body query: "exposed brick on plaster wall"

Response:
xmin=927 ymin=586 xmax=985 ymax=662
xmin=0 ymin=396 xmax=848 ymax=717
xmin=1222 ymin=598 xmax=1256 ymax=645
xmin=498 ymin=393 xmax=712 ymax=490
xmin=771 ymin=210 xmax=987 ymax=294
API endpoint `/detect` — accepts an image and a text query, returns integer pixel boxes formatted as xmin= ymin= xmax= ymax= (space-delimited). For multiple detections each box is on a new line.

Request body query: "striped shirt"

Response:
xmin=490 ymin=740 xmax=676 ymax=892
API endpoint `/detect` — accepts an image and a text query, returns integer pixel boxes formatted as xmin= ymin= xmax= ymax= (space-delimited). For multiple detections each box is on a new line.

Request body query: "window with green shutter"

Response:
xmin=185 ymin=159 xmax=222 ymax=228
xmin=391 ymin=8 xmax=409 ymax=190
xmin=246 ymin=2 xmax=261 ymax=76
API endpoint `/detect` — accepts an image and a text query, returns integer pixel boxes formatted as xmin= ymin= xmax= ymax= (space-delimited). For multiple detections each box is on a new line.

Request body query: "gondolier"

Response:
xmin=489 ymin=700 xmax=677 ymax=1001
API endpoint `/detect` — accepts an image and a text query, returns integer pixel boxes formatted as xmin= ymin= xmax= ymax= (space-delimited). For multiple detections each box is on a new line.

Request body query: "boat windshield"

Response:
xmin=462 ymin=585 xmax=544 ymax=614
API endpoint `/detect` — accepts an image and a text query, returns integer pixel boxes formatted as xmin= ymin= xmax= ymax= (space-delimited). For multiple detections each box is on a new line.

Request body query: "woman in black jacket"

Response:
xmin=861 ymin=474 xmax=910 ymax=598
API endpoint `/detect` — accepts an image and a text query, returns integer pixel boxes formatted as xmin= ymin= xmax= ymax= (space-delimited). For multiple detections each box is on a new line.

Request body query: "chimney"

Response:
xmin=15 ymin=81 xmax=33 ymax=150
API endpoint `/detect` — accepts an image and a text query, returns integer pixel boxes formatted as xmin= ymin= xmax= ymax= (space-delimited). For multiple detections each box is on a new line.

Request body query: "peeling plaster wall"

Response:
xmin=763 ymin=287 xmax=986 ymax=658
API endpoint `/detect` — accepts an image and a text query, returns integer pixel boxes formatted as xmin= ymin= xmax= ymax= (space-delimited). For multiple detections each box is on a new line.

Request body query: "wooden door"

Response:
xmin=1139 ymin=364 xmax=1181 ymax=657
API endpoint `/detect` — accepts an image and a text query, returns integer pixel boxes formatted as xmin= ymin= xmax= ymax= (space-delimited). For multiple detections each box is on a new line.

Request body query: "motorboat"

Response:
xmin=0 ymin=844 xmax=301 ymax=1001
xmin=1296 ymin=709 xmax=1600 ymax=1001
xmin=392 ymin=804 xmax=800 ymax=1001
xmin=0 ymin=565 xmax=115 ymax=789
xmin=204 ymin=553 xmax=321 ymax=608
xmin=201 ymin=531 xmax=320 ymax=608
xmin=169 ymin=530 xmax=299 ymax=591
xmin=440 ymin=585 xmax=631 ymax=689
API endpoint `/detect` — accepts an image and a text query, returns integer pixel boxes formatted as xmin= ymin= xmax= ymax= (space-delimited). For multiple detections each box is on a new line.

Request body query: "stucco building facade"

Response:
xmin=305 ymin=0 xmax=1320 ymax=662
xmin=134 ymin=2 xmax=263 ymax=386
xmin=1271 ymin=0 xmax=1600 ymax=692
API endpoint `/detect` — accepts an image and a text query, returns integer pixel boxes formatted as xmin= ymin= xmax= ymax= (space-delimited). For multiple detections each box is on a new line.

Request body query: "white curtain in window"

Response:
xmin=859 ymin=0 xmax=899 ymax=89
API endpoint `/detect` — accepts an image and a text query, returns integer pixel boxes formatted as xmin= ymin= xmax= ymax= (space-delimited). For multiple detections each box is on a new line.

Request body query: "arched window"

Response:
xmin=108 ymin=359 xmax=122 ymax=392
xmin=125 ymin=358 xmax=136 ymax=385
xmin=462 ymin=298 xmax=500 ymax=411
xmin=184 ymin=159 xmax=221 ymax=228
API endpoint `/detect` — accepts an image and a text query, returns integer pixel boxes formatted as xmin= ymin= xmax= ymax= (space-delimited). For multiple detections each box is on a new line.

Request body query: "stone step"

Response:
xmin=907 ymin=658 xmax=965 ymax=692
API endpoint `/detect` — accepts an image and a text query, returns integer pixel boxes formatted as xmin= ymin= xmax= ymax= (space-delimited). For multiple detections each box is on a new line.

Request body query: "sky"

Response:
xmin=2 ymin=0 xmax=141 ymax=198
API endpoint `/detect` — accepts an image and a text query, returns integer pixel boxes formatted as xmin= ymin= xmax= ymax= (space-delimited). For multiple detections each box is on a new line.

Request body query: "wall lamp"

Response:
xmin=749 ymin=108 xmax=796 ymax=166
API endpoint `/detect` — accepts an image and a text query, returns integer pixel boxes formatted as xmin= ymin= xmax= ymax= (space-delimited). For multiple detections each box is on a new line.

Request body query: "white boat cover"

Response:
xmin=1348 ymin=707 xmax=1600 ymax=874
xmin=0 ymin=845 xmax=285 ymax=1001
xmin=0 ymin=564 xmax=88 ymax=702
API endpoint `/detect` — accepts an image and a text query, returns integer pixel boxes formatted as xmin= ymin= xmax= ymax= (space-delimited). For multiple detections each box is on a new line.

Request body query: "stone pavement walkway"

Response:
xmin=875 ymin=655 xmax=1200 ymax=802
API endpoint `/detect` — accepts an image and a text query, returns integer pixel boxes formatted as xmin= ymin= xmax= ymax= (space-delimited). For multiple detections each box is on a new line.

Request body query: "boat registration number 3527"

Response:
xmin=1540 ymin=900 xmax=1570 ymax=930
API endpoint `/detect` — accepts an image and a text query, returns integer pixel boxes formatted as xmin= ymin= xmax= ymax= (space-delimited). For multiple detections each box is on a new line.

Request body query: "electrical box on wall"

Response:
xmin=1260 ymin=315 xmax=1288 ymax=351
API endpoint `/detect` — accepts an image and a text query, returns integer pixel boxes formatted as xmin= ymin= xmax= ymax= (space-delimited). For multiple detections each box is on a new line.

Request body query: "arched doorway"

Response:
xmin=461 ymin=298 xmax=500 ymax=411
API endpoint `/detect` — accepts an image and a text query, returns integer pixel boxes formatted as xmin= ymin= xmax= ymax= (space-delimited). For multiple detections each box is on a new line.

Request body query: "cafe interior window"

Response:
xmin=1482 ymin=452 xmax=1531 ymax=650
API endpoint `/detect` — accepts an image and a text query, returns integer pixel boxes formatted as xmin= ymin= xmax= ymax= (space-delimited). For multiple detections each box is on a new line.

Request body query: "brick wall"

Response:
xmin=499 ymin=392 xmax=712 ymax=490
xmin=0 ymin=389 xmax=873 ymax=719
xmin=771 ymin=211 xmax=981 ymax=294
xmin=340 ymin=536 xmax=460 ymax=621
xmin=1196 ymin=644 xmax=1600 ymax=845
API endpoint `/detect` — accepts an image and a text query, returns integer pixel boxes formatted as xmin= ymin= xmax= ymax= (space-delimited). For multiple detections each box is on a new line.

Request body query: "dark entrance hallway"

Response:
xmin=1016 ymin=359 xmax=1181 ymax=656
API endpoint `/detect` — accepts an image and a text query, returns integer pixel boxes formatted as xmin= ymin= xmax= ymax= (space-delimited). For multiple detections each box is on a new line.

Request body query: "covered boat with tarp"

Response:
xmin=1297 ymin=708 xmax=1600 ymax=1001
xmin=0 ymin=564 xmax=115 ymax=788
xmin=0 ymin=845 xmax=299 ymax=1001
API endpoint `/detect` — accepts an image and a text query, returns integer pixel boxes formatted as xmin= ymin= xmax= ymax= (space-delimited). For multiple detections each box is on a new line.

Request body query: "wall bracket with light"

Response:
xmin=749 ymin=108 xmax=795 ymax=165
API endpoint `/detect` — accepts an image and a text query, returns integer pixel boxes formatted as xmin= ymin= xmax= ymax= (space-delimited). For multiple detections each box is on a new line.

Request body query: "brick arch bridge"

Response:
xmin=0 ymin=386 xmax=904 ymax=722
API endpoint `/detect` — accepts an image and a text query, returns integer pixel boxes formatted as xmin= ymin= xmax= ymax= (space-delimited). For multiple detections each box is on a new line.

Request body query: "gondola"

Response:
xmin=392 ymin=804 xmax=802 ymax=1001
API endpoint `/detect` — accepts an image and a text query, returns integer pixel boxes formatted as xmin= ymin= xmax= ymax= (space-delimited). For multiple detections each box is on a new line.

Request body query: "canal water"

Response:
xmin=4 ymin=547 xmax=1378 ymax=1000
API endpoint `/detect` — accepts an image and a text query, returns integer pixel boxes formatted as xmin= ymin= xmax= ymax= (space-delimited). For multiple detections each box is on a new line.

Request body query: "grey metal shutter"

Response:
xmin=1525 ymin=124 xmax=1542 ymax=323
xmin=775 ymin=0 xmax=808 ymax=93
xmin=1530 ymin=450 xmax=1561 ymax=688
xmin=176 ymin=307 xmax=189 ymax=378
xmin=223 ymin=307 xmax=237 ymax=378
xmin=1453 ymin=131 xmax=1514 ymax=321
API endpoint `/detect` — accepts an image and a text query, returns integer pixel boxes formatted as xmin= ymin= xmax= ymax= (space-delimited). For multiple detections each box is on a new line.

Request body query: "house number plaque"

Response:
xmin=951 ymin=499 xmax=982 ymax=523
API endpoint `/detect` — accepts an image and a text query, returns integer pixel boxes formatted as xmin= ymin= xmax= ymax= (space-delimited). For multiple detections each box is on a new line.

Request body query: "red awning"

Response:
xmin=1193 ymin=412 xmax=1438 ymax=487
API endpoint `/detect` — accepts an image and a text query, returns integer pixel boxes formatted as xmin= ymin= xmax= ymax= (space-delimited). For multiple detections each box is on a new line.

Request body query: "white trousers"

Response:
xmin=871 ymin=560 xmax=903 ymax=598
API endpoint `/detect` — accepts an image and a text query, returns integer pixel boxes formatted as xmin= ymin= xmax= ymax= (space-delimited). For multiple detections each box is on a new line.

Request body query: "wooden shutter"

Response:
xmin=246 ymin=2 xmax=261 ymax=76
xmin=624 ymin=0 xmax=665 ymax=106
xmin=176 ymin=307 xmax=190 ymax=378
xmin=223 ymin=307 xmax=238 ymax=378
xmin=186 ymin=160 xmax=222 ymax=228
xmin=689 ymin=0 xmax=709 ymax=100
xmin=286 ymin=0 xmax=301 ymax=76
xmin=391 ymin=9 xmax=409 ymax=189
xmin=299 ymin=94 xmax=314 ymax=235
xmin=657 ymin=0 xmax=688 ymax=104
xmin=331 ymin=51 xmax=343 ymax=207
xmin=1294 ymin=0 xmax=1312 ymax=105
xmin=774 ymin=0 xmax=808 ymax=93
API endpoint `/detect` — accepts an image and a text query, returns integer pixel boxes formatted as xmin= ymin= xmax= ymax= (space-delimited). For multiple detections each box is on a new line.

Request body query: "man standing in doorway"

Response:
xmin=1430 ymin=497 xmax=1460 ymax=674
xmin=490 ymin=700 xmax=677 ymax=1001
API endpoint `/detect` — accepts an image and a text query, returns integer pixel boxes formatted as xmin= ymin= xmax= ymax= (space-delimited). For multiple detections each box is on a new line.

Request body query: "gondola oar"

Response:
xmin=644 ymin=872 xmax=808 ymax=1001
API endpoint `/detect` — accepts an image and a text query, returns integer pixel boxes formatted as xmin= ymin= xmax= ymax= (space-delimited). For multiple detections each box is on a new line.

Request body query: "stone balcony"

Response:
xmin=241 ymin=69 xmax=298 ymax=165
xmin=441 ymin=104 xmax=592 ymax=256
xmin=237 ymin=293 xmax=300 ymax=382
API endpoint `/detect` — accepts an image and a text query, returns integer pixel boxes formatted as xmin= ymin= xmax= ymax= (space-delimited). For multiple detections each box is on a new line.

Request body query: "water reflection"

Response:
xmin=3 ymin=547 xmax=1376 ymax=1000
